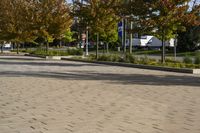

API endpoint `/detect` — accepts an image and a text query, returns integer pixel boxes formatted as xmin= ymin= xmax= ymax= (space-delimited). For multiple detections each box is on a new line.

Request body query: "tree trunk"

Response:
xmin=17 ymin=43 xmax=19 ymax=54
xmin=1 ymin=45 xmax=3 ymax=54
xmin=106 ymin=43 xmax=109 ymax=54
xmin=96 ymin=33 xmax=99 ymax=59
xmin=46 ymin=37 xmax=49 ymax=55
xmin=46 ymin=42 xmax=49 ymax=55
xmin=59 ymin=40 xmax=62 ymax=48
xmin=25 ymin=42 xmax=28 ymax=51
xmin=22 ymin=42 xmax=25 ymax=49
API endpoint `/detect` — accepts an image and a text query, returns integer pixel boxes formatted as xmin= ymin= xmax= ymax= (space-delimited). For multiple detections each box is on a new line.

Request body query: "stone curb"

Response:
xmin=25 ymin=54 xmax=46 ymax=58
xmin=61 ymin=57 xmax=200 ymax=74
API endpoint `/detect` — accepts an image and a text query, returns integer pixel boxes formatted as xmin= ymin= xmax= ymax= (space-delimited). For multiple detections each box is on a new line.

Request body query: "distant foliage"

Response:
xmin=183 ymin=56 xmax=193 ymax=64
xmin=88 ymin=54 xmax=200 ymax=69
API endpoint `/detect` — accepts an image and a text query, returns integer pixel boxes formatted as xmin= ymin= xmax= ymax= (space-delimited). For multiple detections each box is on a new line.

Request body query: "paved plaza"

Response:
xmin=0 ymin=56 xmax=200 ymax=133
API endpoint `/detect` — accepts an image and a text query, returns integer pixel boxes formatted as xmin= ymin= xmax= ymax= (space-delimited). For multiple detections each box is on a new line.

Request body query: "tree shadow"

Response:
xmin=0 ymin=57 xmax=42 ymax=61
xmin=0 ymin=61 xmax=100 ymax=67
xmin=0 ymin=70 xmax=200 ymax=87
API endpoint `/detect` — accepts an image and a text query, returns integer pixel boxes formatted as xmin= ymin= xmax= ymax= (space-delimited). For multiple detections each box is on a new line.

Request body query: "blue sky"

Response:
xmin=67 ymin=0 xmax=72 ymax=3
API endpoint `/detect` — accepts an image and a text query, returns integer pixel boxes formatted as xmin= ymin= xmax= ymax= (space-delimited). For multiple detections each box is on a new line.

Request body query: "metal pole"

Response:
xmin=86 ymin=27 xmax=89 ymax=56
xmin=174 ymin=34 xmax=177 ymax=61
xmin=121 ymin=18 xmax=124 ymax=54
xmin=96 ymin=33 xmax=99 ymax=59
xmin=123 ymin=18 xmax=126 ymax=53
xmin=129 ymin=21 xmax=133 ymax=54
xmin=161 ymin=34 xmax=165 ymax=63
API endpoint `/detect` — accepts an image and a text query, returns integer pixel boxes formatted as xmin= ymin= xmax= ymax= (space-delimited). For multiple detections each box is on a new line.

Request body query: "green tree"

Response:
xmin=178 ymin=26 xmax=200 ymax=51
xmin=63 ymin=29 xmax=75 ymax=43
xmin=0 ymin=41 xmax=4 ymax=54
xmin=177 ymin=1 xmax=200 ymax=51
xmin=124 ymin=0 xmax=200 ymax=63
xmin=74 ymin=0 xmax=120 ymax=58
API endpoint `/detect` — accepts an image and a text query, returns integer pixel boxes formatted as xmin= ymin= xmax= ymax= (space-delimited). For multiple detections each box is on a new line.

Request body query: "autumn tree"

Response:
xmin=0 ymin=0 xmax=36 ymax=54
xmin=34 ymin=0 xmax=72 ymax=53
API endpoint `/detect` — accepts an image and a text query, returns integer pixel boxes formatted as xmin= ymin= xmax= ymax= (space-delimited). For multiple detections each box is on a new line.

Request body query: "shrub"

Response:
xmin=89 ymin=54 xmax=96 ymax=60
xmin=125 ymin=53 xmax=138 ymax=63
xmin=111 ymin=54 xmax=121 ymax=62
xmin=27 ymin=48 xmax=83 ymax=56
xmin=148 ymin=61 xmax=157 ymax=66
xmin=195 ymin=64 xmax=200 ymax=69
xmin=85 ymin=53 xmax=199 ymax=69
xmin=194 ymin=55 xmax=200 ymax=65
xmin=67 ymin=48 xmax=83 ymax=55
xmin=139 ymin=56 xmax=149 ymax=65
xmin=185 ymin=63 xmax=196 ymax=68
xmin=183 ymin=56 xmax=193 ymax=64
xmin=173 ymin=63 xmax=183 ymax=68
xmin=97 ymin=54 xmax=111 ymax=61
xmin=118 ymin=56 xmax=125 ymax=62
xmin=165 ymin=58 xmax=174 ymax=63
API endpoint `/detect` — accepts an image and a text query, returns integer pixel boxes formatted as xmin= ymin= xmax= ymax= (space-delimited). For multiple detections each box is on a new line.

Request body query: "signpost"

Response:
xmin=118 ymin=21 xmax=123 ymax=52
xmin=81 ymin=33 xmax=86 ymax=49
xmin=86 ymin=27 xmax=89 ymax=56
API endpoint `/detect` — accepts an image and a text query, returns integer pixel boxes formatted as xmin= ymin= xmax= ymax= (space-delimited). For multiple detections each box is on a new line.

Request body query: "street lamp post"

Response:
xmin=174 ymin=34 xmax=178 ymax=61
xmin=129 ymin=21 xmax=133 ymax=54
xmin=86 ymin=26 xmax=89 ymax=56
xmin=96 ymin=33 xmax=99 ymax=59
xmin=123 ymin=18 xmax=127 ymax=53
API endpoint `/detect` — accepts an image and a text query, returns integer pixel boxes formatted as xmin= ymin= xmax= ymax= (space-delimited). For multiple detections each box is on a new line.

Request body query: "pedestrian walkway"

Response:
xmin=0 ymin=56 xmax=200 ymax=133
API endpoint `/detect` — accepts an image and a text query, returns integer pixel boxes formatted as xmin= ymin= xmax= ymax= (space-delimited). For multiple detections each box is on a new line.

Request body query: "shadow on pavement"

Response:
xmin=0 ymin=61 xmax=100 ymax=67
xmin=0 ymin=70 xmax=200 ymax=87
xmin=0 ymin=58 xmax=42 ymax=61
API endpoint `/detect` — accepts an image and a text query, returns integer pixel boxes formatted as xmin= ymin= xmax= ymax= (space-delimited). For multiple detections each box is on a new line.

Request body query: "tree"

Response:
xmin=178 ymin=26 xmax=200 ymax=51
xmin=177 ymin=1 xmax=200 ymax=51
xmin=74 ymin=0 xmax=120 ymax=58
xmin=34 ymin=0 xmax=72 ymax=53
xmin=124 ymin=0 xmax=200 ymax=63
xmin=0 ymin=41 xmax=4 ymax=54
xmin=63 ymin=29 xmax=75 ymax=43
xmin=0 ymin=0 xmax=36 ymax=54
xmin=119 ymin=0 xmax=158 ymax=54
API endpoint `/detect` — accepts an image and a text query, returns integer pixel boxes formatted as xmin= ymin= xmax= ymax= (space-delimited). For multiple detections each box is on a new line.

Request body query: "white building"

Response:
xmin=131 ymin=35 xmax=175 ymax=48
xmin=0 ymin=42 xmax=12 ymax=49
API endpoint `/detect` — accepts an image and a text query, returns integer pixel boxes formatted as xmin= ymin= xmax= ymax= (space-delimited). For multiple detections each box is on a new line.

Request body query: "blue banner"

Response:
xmin=118 ymin=21 xmax=123 ymax=39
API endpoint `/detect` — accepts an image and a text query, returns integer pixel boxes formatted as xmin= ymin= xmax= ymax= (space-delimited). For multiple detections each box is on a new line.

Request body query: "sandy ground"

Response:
xmin=0 ymin=56 xmax=200 ymax=133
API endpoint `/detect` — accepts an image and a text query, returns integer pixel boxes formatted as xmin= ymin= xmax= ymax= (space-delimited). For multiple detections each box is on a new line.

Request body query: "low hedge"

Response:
xmin=88 ymin=54 xmax=200 ymax=69
xmin=12 ymin=48 xmax=83 ymax=56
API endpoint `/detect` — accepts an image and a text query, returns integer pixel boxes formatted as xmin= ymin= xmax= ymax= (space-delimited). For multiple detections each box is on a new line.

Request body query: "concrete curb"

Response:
xmin=45 ymin=56 xmax=61 ymax=60
xmin=25 ymin=54 xmax=46 ymax=58
xmin=61 ymin=58 xmax=200 ymax=74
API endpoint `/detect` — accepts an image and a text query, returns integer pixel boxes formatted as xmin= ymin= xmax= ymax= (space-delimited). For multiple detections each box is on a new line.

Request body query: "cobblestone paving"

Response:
xmin=0 ymin=57 xmax=200 ymax=133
